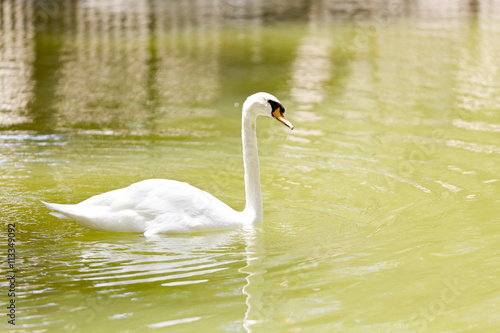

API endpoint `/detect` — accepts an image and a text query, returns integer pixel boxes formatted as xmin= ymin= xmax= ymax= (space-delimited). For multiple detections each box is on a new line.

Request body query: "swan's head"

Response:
xmin=243 ymin=92 xmax=294 ymax=130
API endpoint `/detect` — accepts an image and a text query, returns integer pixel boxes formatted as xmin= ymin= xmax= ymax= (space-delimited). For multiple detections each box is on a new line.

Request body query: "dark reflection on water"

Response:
xmin=1 ymin=0 xmax=499 ymax=131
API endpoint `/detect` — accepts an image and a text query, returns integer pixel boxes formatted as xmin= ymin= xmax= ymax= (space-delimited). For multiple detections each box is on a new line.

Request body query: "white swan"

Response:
xmin=42 ymin=92 xmax=293 ymax=236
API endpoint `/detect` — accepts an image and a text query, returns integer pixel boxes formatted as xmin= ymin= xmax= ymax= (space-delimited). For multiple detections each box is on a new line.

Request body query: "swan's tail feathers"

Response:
xmin=41 ymin=201 xmax=73 ymax=220
xmin=41 ymin=200 xmax=146 ymax=233
xmin=49 ymin=212 xmax=71 ymax=220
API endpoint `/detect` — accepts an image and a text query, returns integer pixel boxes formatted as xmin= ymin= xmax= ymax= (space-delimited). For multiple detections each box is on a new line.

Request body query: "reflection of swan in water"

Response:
xmin=74 ymin=230 xmax=244 ymax=289
xmin=43 ymin=92 xmax=293 ymax=236
xmin=240 ymin=225 xmax=267 ymax=331
xmin=63 ymin=226 xmax=268 ymax=332
xmin=69 ymin=228 xmax=267 ymax=331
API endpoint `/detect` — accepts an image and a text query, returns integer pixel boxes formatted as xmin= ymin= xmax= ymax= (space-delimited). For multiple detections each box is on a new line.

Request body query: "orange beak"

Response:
xmin=272 ymin=107 xmax=294 ymax=130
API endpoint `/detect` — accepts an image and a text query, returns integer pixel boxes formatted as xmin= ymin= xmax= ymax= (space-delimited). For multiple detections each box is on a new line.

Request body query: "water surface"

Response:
xmin=1 ymin=1 xmax=500 ymax=332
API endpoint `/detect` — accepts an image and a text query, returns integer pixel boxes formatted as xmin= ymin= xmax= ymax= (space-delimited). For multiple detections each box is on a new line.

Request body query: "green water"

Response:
xmin=1 ymin=2 xmax=500 ymax=332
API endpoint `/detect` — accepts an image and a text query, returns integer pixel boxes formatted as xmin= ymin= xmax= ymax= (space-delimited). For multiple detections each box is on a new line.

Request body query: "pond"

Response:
xmin=1 ymin=1 xmax=500 ymax=332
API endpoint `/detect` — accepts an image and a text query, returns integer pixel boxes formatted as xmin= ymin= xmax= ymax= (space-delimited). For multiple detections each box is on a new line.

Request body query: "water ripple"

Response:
xmin=446 ymin=139 xmax=500 ymax=154
xmin=147 ymin=316 xmax=203 ymax=328
xmin=452 ymin=119 xmax=500 ymax=133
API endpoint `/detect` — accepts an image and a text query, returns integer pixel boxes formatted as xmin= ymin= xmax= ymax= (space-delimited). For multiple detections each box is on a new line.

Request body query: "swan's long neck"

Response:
xmin=242 ymin=110 xmax=263 ymax=223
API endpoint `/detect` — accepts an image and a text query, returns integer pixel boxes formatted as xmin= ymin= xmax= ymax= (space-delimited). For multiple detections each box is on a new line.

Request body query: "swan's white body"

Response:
xmin=43 ymin=92 xmax=293 ymax=236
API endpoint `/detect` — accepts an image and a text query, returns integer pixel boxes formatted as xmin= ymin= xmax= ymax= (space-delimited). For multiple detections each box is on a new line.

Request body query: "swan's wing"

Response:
xmin=79 ymin=179 xmax=231 ymax=218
